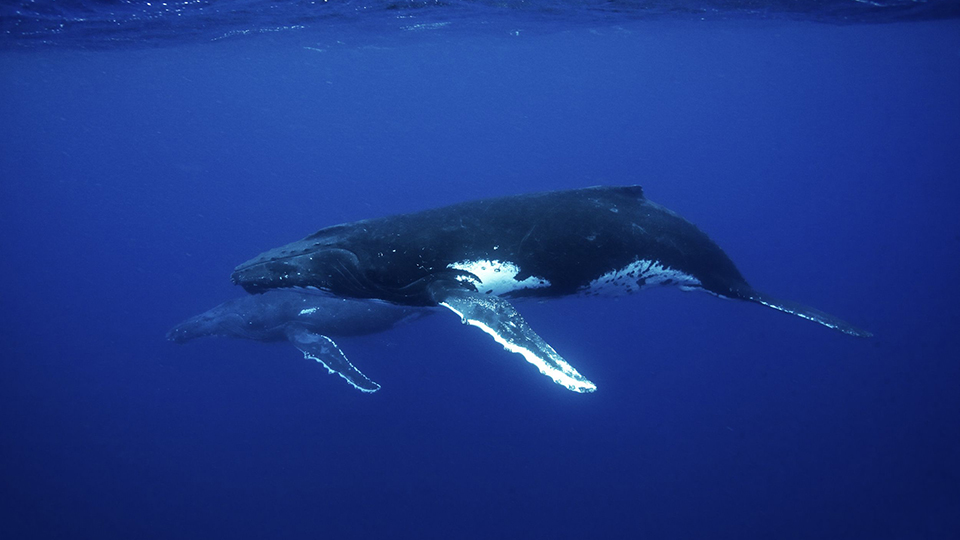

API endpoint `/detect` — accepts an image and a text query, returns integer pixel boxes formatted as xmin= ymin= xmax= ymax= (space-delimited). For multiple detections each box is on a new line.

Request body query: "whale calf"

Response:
xmin=232 ymin=185 xmax=870 ymax=393
xmin=168 ymin=289 xmax=431 ymax=392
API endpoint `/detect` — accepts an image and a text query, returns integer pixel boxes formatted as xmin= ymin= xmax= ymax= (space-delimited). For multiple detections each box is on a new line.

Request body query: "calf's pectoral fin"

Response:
xmin=428 ymin=282 xmax=597 ymax=393
xmin=284 ymin=325 xmax=381 ymax=393
xmin=744 ymin=290 xmax=872 ymax=338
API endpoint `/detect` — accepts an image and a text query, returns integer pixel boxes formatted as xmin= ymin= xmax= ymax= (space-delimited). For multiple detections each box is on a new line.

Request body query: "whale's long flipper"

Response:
xmin=745 ymin=291 xmax=872 ymax=338
xmin=429 ymin=283 xmax=596 ymax=393
xmin=284 ymin=325 xmax=381 ymax=393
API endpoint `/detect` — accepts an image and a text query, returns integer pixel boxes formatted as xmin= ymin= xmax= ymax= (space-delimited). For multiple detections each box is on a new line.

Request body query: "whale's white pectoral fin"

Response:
xmin=430 ymin=284 xmax=596 ymax=393
xmin=285 ymin=325 xmax=381 ymax=393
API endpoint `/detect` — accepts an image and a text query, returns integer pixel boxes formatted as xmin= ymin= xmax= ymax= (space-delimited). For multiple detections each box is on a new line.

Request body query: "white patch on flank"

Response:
xmin=584 ymin=259 xmax=701 ymax=297
xmin=299 ymin=307 xmax=319 ymax=316
xmin=447 ymin=259 xmax=551 ymax=296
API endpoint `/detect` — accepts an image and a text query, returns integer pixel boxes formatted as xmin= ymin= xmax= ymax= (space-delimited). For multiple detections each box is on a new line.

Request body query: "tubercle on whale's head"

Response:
xmin=231 ymin=239 xmax=361 ymax=295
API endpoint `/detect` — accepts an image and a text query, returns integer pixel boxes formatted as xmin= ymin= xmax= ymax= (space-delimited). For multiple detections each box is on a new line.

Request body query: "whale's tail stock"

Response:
xmin=734 ymin=286 xmax=872 ymax=338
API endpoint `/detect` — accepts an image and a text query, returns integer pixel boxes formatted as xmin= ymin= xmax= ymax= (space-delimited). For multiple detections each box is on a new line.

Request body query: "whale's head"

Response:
xmin=232 ymin=225 xmax=370 ymax=295
xmin=232 ymin=245 xmax=363 ymax=294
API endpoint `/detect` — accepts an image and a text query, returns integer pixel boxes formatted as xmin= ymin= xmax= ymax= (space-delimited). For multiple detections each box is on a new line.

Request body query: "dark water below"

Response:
xmin=1 ymin=3 xmax=959 ymax=540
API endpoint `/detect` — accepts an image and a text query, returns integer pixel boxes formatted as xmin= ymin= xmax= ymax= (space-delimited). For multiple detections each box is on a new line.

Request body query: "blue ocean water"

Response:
xmin=2 ymin=2 xmax=959 ymax=539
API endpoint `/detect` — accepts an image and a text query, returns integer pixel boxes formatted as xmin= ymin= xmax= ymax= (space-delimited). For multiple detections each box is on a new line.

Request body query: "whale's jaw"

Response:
xmin=232 ymin=245 xmax=360 ymax=294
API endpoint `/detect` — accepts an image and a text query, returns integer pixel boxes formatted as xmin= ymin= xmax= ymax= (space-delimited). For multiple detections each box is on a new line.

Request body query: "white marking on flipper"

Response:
xmin=447 ymin=259 xmax=551 ymax=296
xmin=436 ymin=289 xmax=595 ymax=393
xmin=286 ymin=327 xmax=380 ymax=393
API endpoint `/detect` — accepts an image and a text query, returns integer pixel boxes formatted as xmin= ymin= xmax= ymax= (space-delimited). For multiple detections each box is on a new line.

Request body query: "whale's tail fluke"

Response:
xmin=740 ymin=289 xmax=872 ymax=338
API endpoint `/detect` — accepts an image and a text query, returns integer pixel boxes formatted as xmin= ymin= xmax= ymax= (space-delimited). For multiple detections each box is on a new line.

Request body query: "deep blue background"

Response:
xmin=2 ymin=19 xmax=959 ymax=539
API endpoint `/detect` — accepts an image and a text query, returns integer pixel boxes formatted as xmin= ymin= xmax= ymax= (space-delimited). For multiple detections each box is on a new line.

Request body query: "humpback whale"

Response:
xmin=168 ymin=289 xmax=431 ymax=392
xmin=232 ymin=185 xmax=870 ymax=393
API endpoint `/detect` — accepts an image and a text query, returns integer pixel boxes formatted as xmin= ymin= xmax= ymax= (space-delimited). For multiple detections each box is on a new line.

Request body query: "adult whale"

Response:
xmin=168 ymin=289 xmax=432 ymax=392
xmin=232 ymin=185 xmax=870 ymax=393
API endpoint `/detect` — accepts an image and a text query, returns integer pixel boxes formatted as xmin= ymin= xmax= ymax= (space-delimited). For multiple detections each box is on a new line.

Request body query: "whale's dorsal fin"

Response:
xmin=616 ymin=184 xmax=645 ymax=199
xmin=581 ymin=184 xmax=644 ymax=200
xmin=284 ymin=325 xmax=381 ymax=393
xmin=428 ymin=282 xmax=596 ymax=393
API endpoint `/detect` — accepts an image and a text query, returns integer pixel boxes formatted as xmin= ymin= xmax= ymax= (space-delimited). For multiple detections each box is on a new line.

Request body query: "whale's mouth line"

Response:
xmin=233 ymin=242 xmax=483 ymax=306
xmin=231 ymin=248 xmax=315 ymax=277
xmin=232 ymin=246 xmax=361 ymax=293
